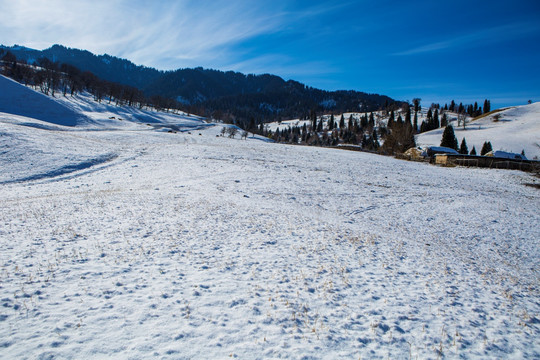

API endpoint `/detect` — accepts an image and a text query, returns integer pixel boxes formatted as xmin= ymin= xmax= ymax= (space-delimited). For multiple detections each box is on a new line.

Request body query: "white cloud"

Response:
xmin=0 ymin=0 xmax=289 ymax=69
xmin=393 ymin=22 xmax=540 ymax=56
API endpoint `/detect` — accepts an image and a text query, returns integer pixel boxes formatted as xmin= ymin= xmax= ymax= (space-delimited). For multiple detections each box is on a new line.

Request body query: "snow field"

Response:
xmin=1 ymin=123 xmax=539 ymax=359
xmin=1 ymin=77 xmax=539 ymax=358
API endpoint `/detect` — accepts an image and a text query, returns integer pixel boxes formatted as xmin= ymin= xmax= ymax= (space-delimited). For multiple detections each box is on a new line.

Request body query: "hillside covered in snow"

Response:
xmin=416 ymin=103 xmax=540 ymax=160
xmin=266 ymin=102 xmax=540 ymax=159
xmin=1 ymin=76 xmax=539 ymax=359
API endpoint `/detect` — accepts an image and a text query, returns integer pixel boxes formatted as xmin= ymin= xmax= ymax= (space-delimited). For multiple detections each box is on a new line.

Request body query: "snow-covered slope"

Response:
xmin=0 ymin=75 xmax=91 ymax=126
xmin=267 ymin=104 xmax=540 ymax=160
xmin=0 ymin=75 xmax=219 ymax=183
xmin=1 ymin=78 xmax=539 ymax=359
xmin=416 ymin=102 xmax=540 ymax=159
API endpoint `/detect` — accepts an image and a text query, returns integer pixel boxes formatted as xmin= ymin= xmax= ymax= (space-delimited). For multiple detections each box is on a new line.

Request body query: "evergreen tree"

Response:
xmin=372 ymin=129 xmax=378 ymax=146
xmin=361 ymin=114 xmax=368 ymax=128
xmin=328 ymin=115 xmax=335 ymax=130
xmin=339 ymin=114 xmax=345 ymax=129
xmin=317 ymin=118 xmax=323 ymax=132
xmin=449 ymin=100 xmax=455 ymax=112
xmin=470 ymin=146 xmax=477 ymax=155
xmin=483 ymin=99 xmax=491 ymax=114
xmin=413 ymin=112 xmax=418 ymax=133
xmin=413 ymin=98 xmax=421 ymax=115
xmin=459 ymin=138 xmax=468 ymax=154
xmin=311 ymin=110 xmax=317 ymax=130
xmin=387 ymin=110 xmax=395 ymax=129
xmin=433 ymin=108 xmax=440 ymax=129
xmin=441 ymin=112 xmax=448 ymax=127
xmin=419 ymin=121 xmax=427 ymax=133
xmin=440 ymin=125 xmax=458 ymax=150
xmin=480 ymin=141 xmax=493 ymax=155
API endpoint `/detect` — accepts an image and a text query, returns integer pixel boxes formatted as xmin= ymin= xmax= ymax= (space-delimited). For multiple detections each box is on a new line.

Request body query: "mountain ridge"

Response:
xmin=0 ymin=44 xmax=398 ymax=123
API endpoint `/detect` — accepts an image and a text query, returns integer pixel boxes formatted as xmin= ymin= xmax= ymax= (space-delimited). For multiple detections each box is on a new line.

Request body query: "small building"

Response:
xmin=403 ymin=147 xmax=424 ymax=161
xmin=486 ymin=150 xmax=527 ymax=160
xmin=434 ymin=153 xmax=537 ymax=171
xmin=421 ymin=146 xmax=459 ymax=158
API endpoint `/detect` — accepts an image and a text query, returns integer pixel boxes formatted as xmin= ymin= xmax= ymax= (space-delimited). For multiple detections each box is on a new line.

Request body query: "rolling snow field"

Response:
xmin=1 ymin=79 xmax=540 ymax=359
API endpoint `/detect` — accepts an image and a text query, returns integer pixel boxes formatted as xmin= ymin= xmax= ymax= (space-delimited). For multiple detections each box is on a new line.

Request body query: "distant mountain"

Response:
xmin=1 ymin=44 xmax=399 ymax=123
xmin=1 ymin=44 xmax=160 ymax=89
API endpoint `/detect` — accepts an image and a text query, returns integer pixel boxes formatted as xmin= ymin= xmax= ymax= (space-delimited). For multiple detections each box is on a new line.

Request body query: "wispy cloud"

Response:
xmin=224 ymin=53 xmax=338 ymax=79
xmin=0 ymin=0 xmax=291 ymax=70
xmin=393 ymin=22 xmax=540 ymax=56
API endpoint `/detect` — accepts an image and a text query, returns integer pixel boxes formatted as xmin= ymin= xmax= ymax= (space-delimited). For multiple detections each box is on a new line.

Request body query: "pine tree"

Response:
xmin=459 ymin=138 xmax=468 ymax=154
xmin=480 ymin=141 xmax=493 ymax=155
xmin=483 ymin=99 xmax=491 ymax=114
xmin=361 ymin=114 xmax=368 ymax=128
xmin=405 ymin=108 xmax=411 ymax=126
xmin=420 ymin=121 xmax=427 ymax=133
xmin=433 ymin=109 xmax=440 ymax=129
xmin=470 ymin=146 xmax=477 ymax=155
xmin=426 ymin=108 xmax=433 ymax=125
xmin=317 ymin=118 xmax=323 ymax=132
xmin=339 ymin=114 xmax=345 ymax=129
xmin=413 ymin=98 xmax=421 ymax=115
xmin=440 ymin=125 xmax=458 ymax=150
xmin=372 ymin=129 xmax=378 ymax=145
xmin=387 ymin=110 xmax=395 ymax=129
xmin=441 ymin=112 xmax=448 ymax=127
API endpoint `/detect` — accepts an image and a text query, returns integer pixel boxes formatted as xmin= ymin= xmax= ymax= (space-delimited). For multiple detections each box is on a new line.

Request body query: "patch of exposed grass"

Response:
xmin=471 ymin=108 xmax=511 ymax=122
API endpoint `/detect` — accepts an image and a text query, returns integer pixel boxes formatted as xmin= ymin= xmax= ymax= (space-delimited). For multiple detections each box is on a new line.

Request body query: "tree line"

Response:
xmin=0 ymin=49 xmax=185 ymax=113
xmin=2 ymin=48 xmax=500 ymax=157
xmin=261 ymin=97 xmax=493 ymax=155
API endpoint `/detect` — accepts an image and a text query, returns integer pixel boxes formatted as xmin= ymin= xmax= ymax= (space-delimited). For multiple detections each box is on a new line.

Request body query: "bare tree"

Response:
xmin=227 ymin=127 xmax=238 ymax=138
xmin=457 ymin=111 xmax=469 ymax=130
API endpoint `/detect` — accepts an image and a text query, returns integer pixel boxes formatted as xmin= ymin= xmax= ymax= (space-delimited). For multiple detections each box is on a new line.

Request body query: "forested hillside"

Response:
xmin=0 ymin=44 xmax=396 ymax=124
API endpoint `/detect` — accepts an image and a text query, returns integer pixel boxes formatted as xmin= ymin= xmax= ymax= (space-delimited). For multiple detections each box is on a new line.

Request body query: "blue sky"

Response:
xmin=1 ymin=0 xmax=539 ymax=109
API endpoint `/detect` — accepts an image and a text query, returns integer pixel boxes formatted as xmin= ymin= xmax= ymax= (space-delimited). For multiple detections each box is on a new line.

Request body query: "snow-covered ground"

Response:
xmin=1 ymin=78 xmax=540 ymax=359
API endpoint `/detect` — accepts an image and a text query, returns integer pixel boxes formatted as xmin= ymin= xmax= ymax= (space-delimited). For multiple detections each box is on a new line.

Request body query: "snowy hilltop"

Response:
xmin=1 ymin=75 xmax=539 ymax=359
xmin=416 ymin=102 xmax=540 ymax=160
